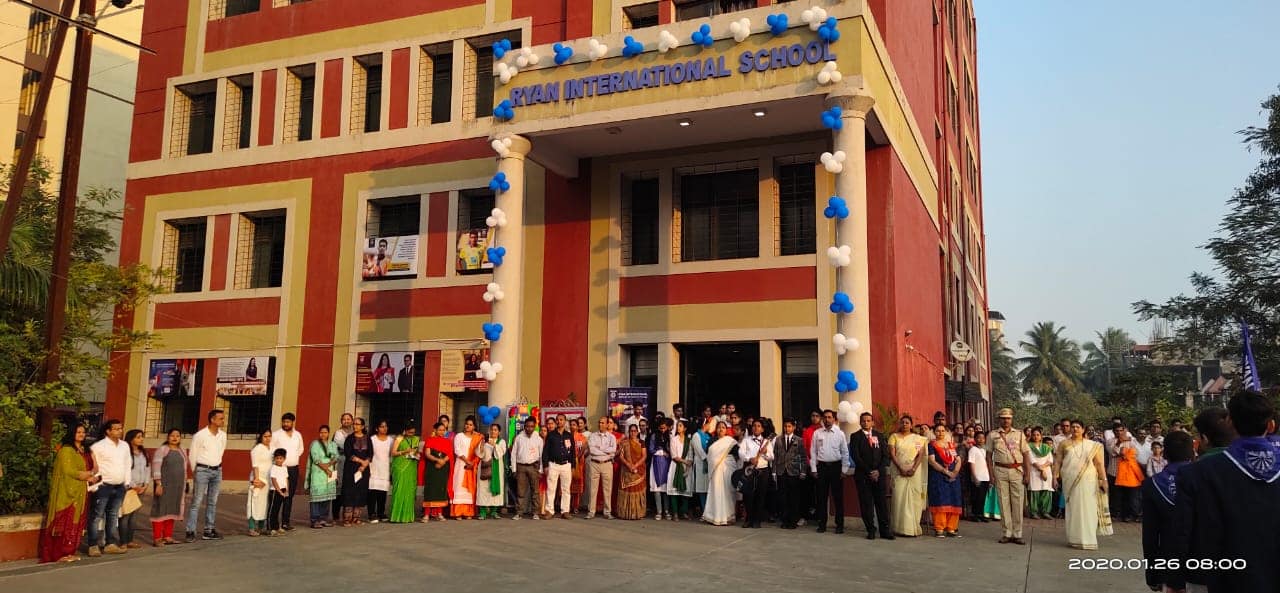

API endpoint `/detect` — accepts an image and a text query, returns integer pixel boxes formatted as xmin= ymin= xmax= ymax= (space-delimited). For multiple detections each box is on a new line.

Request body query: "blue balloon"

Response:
xmin=493 ymin=38 xmax=512 ymax=59
xmin=766 ymin=13 xmax=789 ymax=36
xmin=487 ymin=246 xmax=507 ymax=266
xmin=834 ymin=370 xmax=859 ymax=393
xmin=489 ymin=172 xmax=511 ymax=193
xmin=818 ymin=17 xmax=840 ymax=42
xmin=493 ymin=99 xmax=515 ymax=121
xmin=553 ymin=43 xmax=574 ymax=65
xmin=823 ymin=196 xmax=849 ymax=219
xmin=830 ymin=292 xmax=854 ymax=314
xmin=623 ymin=36 xmax=645 ymax=58
xmin=821 ymin=106 xmax=843 ymax=130
xmin=483 ymin=322 xmax=504 ymax=341
xmin=691 ymin=23 xmax=714 ymax=48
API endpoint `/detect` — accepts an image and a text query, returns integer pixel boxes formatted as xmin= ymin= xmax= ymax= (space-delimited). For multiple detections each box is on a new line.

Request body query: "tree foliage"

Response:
xmin=1081 ymin=327 xmax=1136 ymax=392
xmin=1015 ymin=321 xmax=1082 ymax=405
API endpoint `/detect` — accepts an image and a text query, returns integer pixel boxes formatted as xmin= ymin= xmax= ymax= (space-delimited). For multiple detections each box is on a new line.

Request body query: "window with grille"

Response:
xmin=172 ymin=80 xmax=216 ymax=156
xmin=456 ymin=189 xmax=494 ymax=275
xmin=473 ymin=45 xmax=495 ymax=118
xmin=464 ymin=34 xmax=519 ymax=121
xmin=675 ymin=0 xmax=754 ymax=21
xmin=220 ymin=395 xmax=272 ymax=436
xmin=457 ymin=189 xmax=494 ymax=232
xmin=781 ymin=342 xmax=819 ymax=422
xmin=145 ymin=395 xmax=201 ymax=436
xmin=776 ymin=160 xmax=816 ymax=256
xmin=284 ymin=65 xmax=316 ymax=143
xmin=224 ymin=74 xmax=253 ymax=151
xmin=234 ymin=211 xmax=286 ymax=290
xmin=676 ymin=166 xmax=759 ymax=261
xmin=629 ymin=346 xmax=658 ymax=389
xmin=418 ymin=44 xmax=453 ymax=125
xmin=366 ymin=197 xmax=421 ymax=238
xmin=623 ymin=3 xmax=659 ymax=29
xmin=351 ymin=53 xmax=383 ymax=134
xmin=18 ymin=69 xmax=41 ymax=118
xmin=161 ymin=218 xmax=207 ymax=293
xmin=223 ymin=0 xmax=258 ymax=18
xmin=622 ymin=174 xmax=659 ymax=266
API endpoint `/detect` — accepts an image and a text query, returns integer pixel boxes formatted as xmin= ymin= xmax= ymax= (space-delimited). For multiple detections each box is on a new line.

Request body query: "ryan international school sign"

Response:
xmin=508 ymin=40 xmax=837 ymax=107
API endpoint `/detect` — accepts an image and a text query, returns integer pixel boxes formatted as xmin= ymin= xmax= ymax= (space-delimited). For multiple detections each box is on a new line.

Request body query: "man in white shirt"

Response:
xmin=186 ymin=409 xmax=227 ymax=542
xmin=623 ymin=405 xmax=645 ymax=434
xmin=586 ymin=416 xmax=618 ymax=519
xmin=738 ymin=420 xmax=774 ymax=528
xmin=809 ymin=409 xmax=851 ymax=534
xmin=87 ymin=419 xmax=132 ymax=556
xmin=510 ymin=417 xmax=544 ymax=519
xmin=272 ymin=412 xmax=305 ymax=530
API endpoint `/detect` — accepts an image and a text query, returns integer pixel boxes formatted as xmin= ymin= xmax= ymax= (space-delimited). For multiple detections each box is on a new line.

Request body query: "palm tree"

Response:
xmin=0 ymin=214 xmax=53 ymax=312
xmin=1081 ymin=327 xmax=1135 ymax=391
xmin=989 ymin=334 xmax=1020 ymax=408
xmin=1016 ymin=321 xmax=1083 ymax=404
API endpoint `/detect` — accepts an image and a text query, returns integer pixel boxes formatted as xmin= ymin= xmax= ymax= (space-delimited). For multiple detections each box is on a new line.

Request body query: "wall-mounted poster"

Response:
xmin=455 ymin=228 xmax=493 ymax=273
xmin=355 ymin=351 xmax=417 ymax=394
xmin=216 ymin=356 xmax=272 ymax=396
xmin=362 ymin=235 xmax=419 ymax=279
xmin=607 ymin=386 xmax=654 ymax=420
xmin=147 ymin=359 xmax=200 ymax=398
xmin=439 ymin=349 xmax=489 ymax=392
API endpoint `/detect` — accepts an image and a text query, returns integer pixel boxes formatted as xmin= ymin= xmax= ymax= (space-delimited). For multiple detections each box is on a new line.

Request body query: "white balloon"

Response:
xmin=491 ymin=139 xmax=509 ymax=157
xmin=850 ymin=401 xmax=865 ymax=415
xmin=817 ymin=70 xmax=832 ymax=85
xmin=803 ymin=7 xmax=828 ymax=31
xmin=817 ymin=61 xmax=842 ymax=86
xmin=821 ymin=152 xmax=844 ymax=174
xmin=833 ymin=150 xmax=847 ymax=162
xmin=658 ymin=30 xmax=679 ymax=53
xmin=729 ymin=18 xmax=751 ymax=42
xmin=838 ymin=400 xmax=853 ymax=412
xmin=486 ymin=216 xmax=498 ymax=227
xmin=492 ymin=362 xmax=504 ymax=374
xmin=588 ymin=38 xmax=609 ymax=60
xmin=482 ymin=292 xmax=495 ymax=303
xmin=833 ymin=333 xmax=849 ymax=355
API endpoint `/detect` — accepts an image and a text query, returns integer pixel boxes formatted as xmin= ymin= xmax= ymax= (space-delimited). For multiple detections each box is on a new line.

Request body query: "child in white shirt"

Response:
xmin=268 ymin=449 xmax=289 ymax=535
xmin=967 ymin=432 xmax=992 ymax=522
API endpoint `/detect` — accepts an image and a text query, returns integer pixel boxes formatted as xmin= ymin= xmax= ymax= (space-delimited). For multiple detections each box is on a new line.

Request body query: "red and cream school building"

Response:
xmin=108 ymin=0 xmax=990 ymax=481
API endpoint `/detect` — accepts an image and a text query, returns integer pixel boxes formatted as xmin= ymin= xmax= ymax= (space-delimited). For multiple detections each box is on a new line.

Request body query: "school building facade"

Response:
xmin=109 ymin=0 xmax=990 ymax=479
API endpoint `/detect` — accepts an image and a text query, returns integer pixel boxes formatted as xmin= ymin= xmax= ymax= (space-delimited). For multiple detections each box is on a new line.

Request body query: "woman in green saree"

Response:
xmin=388 ymin=422 xmax=421 ymax=523
xmin=39 ymin=425 xmax=98 ymax=563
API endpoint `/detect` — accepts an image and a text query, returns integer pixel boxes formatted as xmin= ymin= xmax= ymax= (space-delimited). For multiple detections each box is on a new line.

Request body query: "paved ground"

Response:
xmin=0 ymin=494 xmax=1148 ymax=593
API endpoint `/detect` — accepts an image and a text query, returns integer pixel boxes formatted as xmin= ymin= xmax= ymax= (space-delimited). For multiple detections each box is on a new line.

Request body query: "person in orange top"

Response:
xmin=570 ymin=418 xmax=588 ymax=514
xmin=1108 ymin=425 xmax=1144 ymax=522
xmin=449 ymin=416 xmax=483 ymax=519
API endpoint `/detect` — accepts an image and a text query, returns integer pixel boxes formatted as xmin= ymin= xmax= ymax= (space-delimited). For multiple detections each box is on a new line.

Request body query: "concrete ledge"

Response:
xmin=0 ymin=514 xmax=42 ymax=563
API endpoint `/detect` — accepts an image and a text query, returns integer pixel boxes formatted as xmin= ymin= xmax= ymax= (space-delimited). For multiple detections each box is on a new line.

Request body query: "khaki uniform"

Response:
xmin=985 ymin=427 xmax=1030 ymax=538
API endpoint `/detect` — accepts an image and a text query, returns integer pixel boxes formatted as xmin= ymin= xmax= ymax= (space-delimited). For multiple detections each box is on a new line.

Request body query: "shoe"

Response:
xmin=247 ymin=529 xmax=260 ymax=537
xmin=512 ymin=515 xmax=521 ymax=520
xmin=865 ymin=532 xmax=876 ymax=540
xmin=311 ymin=522 xmax=323 ymax=529
xmin=946 ymin=531 xmax=962 ymax=538
xmin=881 ymin=534 xmax=896 ymax=540
xmin=87 ymin=547 xmax=102 ymax=558
xmin=797 ymin=519 xmax=806 ymax=527
xmin=561 ymin=513 xmax=571 ymax=520
xmin=1011 ymin=537 xmax=1026 ymax=545
xmin=602 ymin=513 xmax=613 ymax=520
xmin=103 ymin=544 xmax=126 ymax=555
xmin=936 ymin=533 xmax=947 ymax=538
xmin=154 ymin=540 xmax=166 ymax=548
xmin=585 ymin=513 xmax=594 ymax=519
xmin=370 ymin=519 xmax=380 ymax=524
xmin=998 ymin=536 xmax=1012 ymax=544
xmin=281 ymin=524 xmax=294 ymax=532
xmin=816 ymin=526 xmax=826 ymax=533
xmin=125 ymin=542 xmax=142 ymax=549
xmin=741 ymin=522 xmax=750 ymax=528
xmin=185 ymin=531 xmax=196 ymax=543
xmin=532 ymin=514 xmax=541 ymax=520
xmin=656 ymin=514 xmax=664 ymax=521
xmin=834 ymin=527 xmax=845 ymax=535
xmin=203 ymin=529 xmax=223 ymax=540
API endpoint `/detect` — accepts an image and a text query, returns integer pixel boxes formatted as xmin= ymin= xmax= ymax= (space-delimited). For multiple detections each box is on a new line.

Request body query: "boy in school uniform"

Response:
xmin=268 ymin=449 xmax=289 ymax=536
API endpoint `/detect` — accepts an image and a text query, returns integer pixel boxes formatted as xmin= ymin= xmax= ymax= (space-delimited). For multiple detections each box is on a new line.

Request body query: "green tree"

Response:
xmin=1015 ymin=321 xmax=1082 ymax=405
xmin=989 ymin=333 xmax=1021 ymax=410
xmin=1134 ymin=88 xmax=1280 ymax=386
xmin=1081 ymin=327 xmax=1136 ymax=392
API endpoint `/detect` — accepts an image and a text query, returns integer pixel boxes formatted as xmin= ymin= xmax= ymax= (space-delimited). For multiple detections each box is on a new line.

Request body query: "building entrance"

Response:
xmin=679 ymin=343 xmax=759 ymax=420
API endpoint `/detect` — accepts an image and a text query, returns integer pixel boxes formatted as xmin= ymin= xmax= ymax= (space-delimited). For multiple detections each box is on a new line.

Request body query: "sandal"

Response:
xmin=57 ymin=555 xmax=81 ymax=563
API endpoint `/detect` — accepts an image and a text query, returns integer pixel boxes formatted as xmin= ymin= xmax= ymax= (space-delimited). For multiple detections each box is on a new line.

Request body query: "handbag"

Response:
xmin=479 ymin=459 xmax=493 ymax=481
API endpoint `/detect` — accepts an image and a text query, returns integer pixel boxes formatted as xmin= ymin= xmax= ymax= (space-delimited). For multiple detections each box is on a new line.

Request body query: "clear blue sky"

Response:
xmin=976 ymin=0 xmax=1280 ymax=350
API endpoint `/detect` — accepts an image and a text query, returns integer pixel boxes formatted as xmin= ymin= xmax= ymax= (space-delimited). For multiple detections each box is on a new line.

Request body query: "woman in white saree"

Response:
xmin=701 ymin=421 xmax=739 ymax=526
xmin=1053 ymin=419 xmax=1107 ymax=550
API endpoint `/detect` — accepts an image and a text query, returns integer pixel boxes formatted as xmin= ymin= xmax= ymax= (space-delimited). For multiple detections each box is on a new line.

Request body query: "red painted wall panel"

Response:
xmin=866 ymin=146 xmax=899 ymax=418
xmin=426 ymin=192 xmax=450 ymax=277
xmin=388 ymin=48 xmax=410 ymax=130
xmin=359 ymin=285 xmax=490 ymax=319
xmin=208 ymin=214 xmax=231 ymax=291
xmin=154 ymin=297 xmax=281 ymax=329
xmin=421 ymin=350 xmax=442 ymax=430
xmin=539 ymin=169 xmax=590 ymax=403
xmin=258 ymin=69 xmax=277 ymax=146
xmin=204 ymin=0 xmax=484 ymax=52
xmin=619 ymin=267 xmax=816 ymax=307
xmin=320 ymin=59 xmax=343 ymax=139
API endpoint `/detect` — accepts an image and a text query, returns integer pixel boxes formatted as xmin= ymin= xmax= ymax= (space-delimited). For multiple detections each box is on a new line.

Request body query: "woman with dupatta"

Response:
xmin=570 ymin=418 xmax=587 ymax=514
xmin=691 ymin=420 xmax=711 ymax=513
xmin=450 ymin=416 xmax=483 ymax=519
xmin=701 ymin=421 xmax=739 ymax=526
xmin=476 ymin=424 xmax=507 ymax=519
xmin=388 ymin=422 xmax=421 ymax=523
xmin=422 ymin=422 xmax=453 ymax=521
xmin=341 ymin=418 xmax=372 ymax=525
xmin=39 ymin=425 xmax=98 ymax=563
xmin=616 ymin=424 xmax=648 ymax=519
xmin=1027 ymin=427 xmax=1055 ymax=519
xmin=150 ymin=428 xmax=190 ymax=545
xmin=1053 ymin=419 xmax=1107 ymax=550
xmin=889 ymin=415 xmax=928 ymax=537
xmin=926 ymin=423 xmax=964 ymax=538
xmin=306 ymin=425 xmax=339 ymax=528
xmin=667 ymin=419 xmax=694 ymax=520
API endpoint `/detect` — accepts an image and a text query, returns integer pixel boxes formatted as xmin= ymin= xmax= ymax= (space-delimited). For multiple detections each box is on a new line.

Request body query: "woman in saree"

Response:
xmin=422 ymin=422 xmax=453 ymax=521
xmin=341 ymin=418 xmax=372 ymax=525
xmin=39 ymin=425 xmax=98 ymax=563
xmin=926 ymin=423 xmax=963 ymax=538
xmin=150 ymin=428 xmax=189 ymax=546
xmin=388 ymin=421 xmax=421 ymax=523
xmin=247 ymin=430 xmax=272 ymax=535
xmin=476 ymin=424 xmax=507 ymax=519
xmin=450 ymin=416 xmax=483 ymax=519
xmin=1053 ymin=419 xmax=1107 ymax=550
xmin=306 ymin=425 xmax=338 ymax=529
xmin=570 ymin=418 xmax=587 ymax=514
xmin=1027 ymin=427 xmax=1055 ymax=519
xmin=617 ymin=424 xmax=648 ymax=520
xmin=702 ymin=421 xmax=739 ymax=526
xmin=667 ymin=419 xmax=694 ymax=520
xmin=889 ymin=415 xmax=928 ymax=537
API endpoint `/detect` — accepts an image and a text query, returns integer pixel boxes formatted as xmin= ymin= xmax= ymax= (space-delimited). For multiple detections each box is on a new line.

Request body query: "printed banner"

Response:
xmin=439 ymin=349 xmax=489 ymax=392
xmin=607 ymin=386 xmax=654 ymax=420
xmin=147 ymin=359 xmax=199 ymax=398
xmin=455 ymin=228 xmax=494 ymax=273
xmin=355 ymin=351 xmax=417 ymax=394
xmin=540 ymin=406 xmax=588 ymax=425
xmin=362 ymin=235 xmax=419 ymax=279
xmin=216 ymin=357 xmax=271 ymax=397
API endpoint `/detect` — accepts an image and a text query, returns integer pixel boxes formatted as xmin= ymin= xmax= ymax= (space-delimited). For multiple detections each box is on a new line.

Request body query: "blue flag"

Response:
xmin=1241 ymin=319 xmax=1262 ymax=391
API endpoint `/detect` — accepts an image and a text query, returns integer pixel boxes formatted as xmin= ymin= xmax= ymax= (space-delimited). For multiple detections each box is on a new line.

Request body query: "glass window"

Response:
xmin=225 ymin=74 xmax=253 ymax=150
xmin=474 ymin=46 xmax=495 ymax=118
xmin=366 ymin=197 xmax=421 ymax=238
xmin=629 ymin=346 xmax=658 ymax=389
xmin=285 ymin=65 xmax=316 ymax=143
xmin=176 ymin=81 xmax=217 ymax=156
xmin=624 ymin=3 xmax=659 ymax=29
xmin=623 ymin=176 xmax=659 ymax=266
xmin=430 ymin=50 xmax=453 ymax=124
xmin=678 ymin=168 xmax=758 ymax=261
xmin=353 ymin=53 xmax=383 ymax=134
xmin=165 ymin=218 xmax=207 ymax=293
xmin=777 ymin=162 xmax=816 ymax=255
xmin=235 ymin=212 xmax=286 ymax=289
xmin=224 ymin=0 xmax=258 ymax=18
xmin=675 ymin=0 xmax=755 ymax=21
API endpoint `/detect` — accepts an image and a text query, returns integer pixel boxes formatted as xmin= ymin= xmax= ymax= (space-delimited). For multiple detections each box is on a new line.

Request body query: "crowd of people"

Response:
xmin=33 ymin=395 xmax=1280 ymax=592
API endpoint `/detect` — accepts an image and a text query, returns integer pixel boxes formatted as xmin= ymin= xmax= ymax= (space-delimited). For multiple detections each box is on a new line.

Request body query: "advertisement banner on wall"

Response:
xmin=147 ymin=359 xmax=200 ymax=398
xmin=362 ymin=235 xmax=419 ymax=279
xmin=540 ymin=406 xmax=589 ymax=425
xmin=455 ymin=228 xmax=494 ymax=273
xmin=607 ymin=386 xmax=654 ymax=420
xmin=355 ymin=351 xmax=417 ymax=394
xmin=216 ymin=357 xmax=272 ymax=396
xmin=439 ymin=349 xmax=490 ymax=392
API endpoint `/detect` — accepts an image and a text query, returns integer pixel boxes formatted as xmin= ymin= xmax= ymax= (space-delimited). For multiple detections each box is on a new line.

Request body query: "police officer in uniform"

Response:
xmin=985 ymin=408 xmax=1030 ymax=544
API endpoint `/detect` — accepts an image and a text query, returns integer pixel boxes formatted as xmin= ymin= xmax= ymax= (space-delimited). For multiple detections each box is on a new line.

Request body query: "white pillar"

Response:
xmin=759 ymin=340 xmax=782 ymax=423
xmin=829 ymin=90 xmax=875 ymax=430
xmin=656 ymin=343 xmax=679 ymax=418
xmin=488 ymin=134 xmax=532 ymax=412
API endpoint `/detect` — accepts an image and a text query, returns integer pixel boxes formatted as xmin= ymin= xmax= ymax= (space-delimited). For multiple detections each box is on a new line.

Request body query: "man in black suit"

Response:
xmin=849 ymin=411 xmax=893 ymax=540
xmin=1170 ymin=390 xmax=1278 ymax=593
xmin=397 ymin=354 xmax=414 ymax=393
xmin=772 ymin=418 xmax=807 ymax=529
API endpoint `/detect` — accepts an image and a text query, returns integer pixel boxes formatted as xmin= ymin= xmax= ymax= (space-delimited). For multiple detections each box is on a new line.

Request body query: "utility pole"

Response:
xmin=38 ymin=0 xmax=99 ymax=440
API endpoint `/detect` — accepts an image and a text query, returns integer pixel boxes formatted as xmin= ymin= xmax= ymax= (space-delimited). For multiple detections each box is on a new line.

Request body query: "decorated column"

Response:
xmin=483 ymin=134 xmax=532 ymax=414
xmin=827 ymin=89 xmax=875 ymax=428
